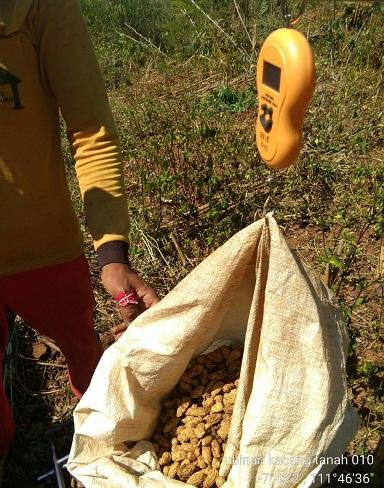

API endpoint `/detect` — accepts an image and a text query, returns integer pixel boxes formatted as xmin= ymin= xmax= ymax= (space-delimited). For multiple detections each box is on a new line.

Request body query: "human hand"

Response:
xmin=101 ymin=263 xmax=160 ymax=340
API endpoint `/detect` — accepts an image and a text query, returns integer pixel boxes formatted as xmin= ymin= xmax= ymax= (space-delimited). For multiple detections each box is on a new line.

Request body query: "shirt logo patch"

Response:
xmin=0 ymin=66 xmax=24 ymax=109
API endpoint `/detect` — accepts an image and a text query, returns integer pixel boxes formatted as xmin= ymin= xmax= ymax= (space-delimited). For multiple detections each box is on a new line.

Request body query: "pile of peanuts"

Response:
xmin=150 ymin=344 xmax=243 ymax=487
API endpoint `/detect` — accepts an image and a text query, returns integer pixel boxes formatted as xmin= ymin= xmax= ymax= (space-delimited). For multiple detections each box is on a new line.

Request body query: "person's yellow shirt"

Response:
xmin=0 ymin=0 xmax=130 ymax=276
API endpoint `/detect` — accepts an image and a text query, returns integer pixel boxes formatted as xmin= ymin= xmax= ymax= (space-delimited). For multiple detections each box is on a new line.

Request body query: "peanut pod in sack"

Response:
xmin=68 ymin=214 xmax=359 ymax=488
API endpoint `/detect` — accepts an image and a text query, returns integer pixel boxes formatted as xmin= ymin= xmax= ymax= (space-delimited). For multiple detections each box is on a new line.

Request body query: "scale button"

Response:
xmin=260 ymin=103 xmax=273 ymax=132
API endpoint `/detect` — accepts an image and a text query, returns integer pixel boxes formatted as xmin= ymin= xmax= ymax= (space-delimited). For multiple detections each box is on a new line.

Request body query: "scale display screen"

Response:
xmin=262 ymin=61 xmax=281 ymax=92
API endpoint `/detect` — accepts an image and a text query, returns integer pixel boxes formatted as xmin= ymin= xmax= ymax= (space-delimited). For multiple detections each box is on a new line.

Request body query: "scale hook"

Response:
xmin=281 ymin=0 xmax=306 ymax=27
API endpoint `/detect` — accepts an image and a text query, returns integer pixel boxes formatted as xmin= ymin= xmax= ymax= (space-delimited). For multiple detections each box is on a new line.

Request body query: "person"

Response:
xmin=0 ymin=0 xmax=160 ymax=468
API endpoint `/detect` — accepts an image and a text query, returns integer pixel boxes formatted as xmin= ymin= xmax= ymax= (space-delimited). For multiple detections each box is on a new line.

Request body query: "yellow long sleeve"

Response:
xmin=0 ymin=0 xmax=130 ymax=275
xmin=36 ymin=0 xmax=130 ymax=250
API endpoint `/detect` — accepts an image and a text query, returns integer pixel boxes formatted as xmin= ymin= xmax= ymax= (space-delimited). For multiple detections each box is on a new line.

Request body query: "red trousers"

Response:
xmin=0 ymin=255 xmax=104 ymax=455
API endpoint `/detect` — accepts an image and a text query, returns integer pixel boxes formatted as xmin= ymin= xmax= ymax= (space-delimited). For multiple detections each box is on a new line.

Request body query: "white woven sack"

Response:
xmin=68 ymin=214 xmax=359 ymax=487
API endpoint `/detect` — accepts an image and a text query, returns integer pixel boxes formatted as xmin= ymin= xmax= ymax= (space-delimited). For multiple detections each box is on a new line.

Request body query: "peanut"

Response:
xmin=201 ymin=370 xmax=210 ymax=385
xmin=165 ymin=408 xmax=176 ymax=418
xmin=228 ymin=350 xmax=242 ymax=362
xmin=197 ymin=455 xmax=208 ymax=470
xmin=189 ymin=364 xmax=206 ymax=377
xmin=186 ymin=406 xmax=205 ymax=417
xmin=201 ymin=435 xmax=213 ymax=446
xmin=217 ymin=418 xmax=230 ymax=439
xmin=171 ymin=450 xmax=185 ymax=462
xmin=151 ymin=344 xmax=243 ymax=486
xmin=220 ymin=346 xmax=231 ymax=359
xmin=208 ymin=371 xmax=226 ymax=381
xmin=203 ymin=468 xmax=218 ymax=487
xmin=157 ymin=435 xmax=171 ymax=448
xmin=181 ymin=372 xmax=194 ymax=385
xmin=182 ymin=416 xmax=203 ymax=427
xmin=194 ymin=446 xmax=201 ymax=458
xmin=216 ymin=475 xmax=226 ymax=487
xmin=211 ymin=402 xmax=224 ymax=413
xmin=210 ymin=383 xmax=224 ymax=398
xmin=179 ymin=381 xmax=193 ymax=394
xmin=224 ymin=404 xmax=234 ymax=414
xmin=204 ymin=413 xmax=222 ymax=425
xmin=176 ymin=399 xmax=191 ymax=417
xmin=206 ymin=350 xmax=224 ymax=363
xmin=202 ymin=446 xmax=212 ymax=465
xmin=187 ymin=451 xmax=197 ymax=462
xmin=195 ymin=422 xmax=206 ymax=438
xmin=191 ymin=385 xmax=205 ymax=398
xmin=178 ymin=463 xmax=197 ymax=479
xmin=168 ymin=461 xmax=180 ymax=479
xmin=179 ymin=443 xmax=196 ymax=453
xmin=162 ymin=398 xmax=178 ymax=409
xmin=211 ymin=440 xmax=221 ymax=458
xmin=222 ymin=383 xmax=235 ymax=393
xmin=202 ymin=397 xmax=215 ymax=413
xmin=187 ymin=470 xmax=206 ymax=486
xmin=158 ymin=451 xmax=172 ymax=466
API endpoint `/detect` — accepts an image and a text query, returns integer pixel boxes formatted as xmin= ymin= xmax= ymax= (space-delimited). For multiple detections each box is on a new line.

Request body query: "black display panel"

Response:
xmin=263 ymin=61 xmax=281 ymax=92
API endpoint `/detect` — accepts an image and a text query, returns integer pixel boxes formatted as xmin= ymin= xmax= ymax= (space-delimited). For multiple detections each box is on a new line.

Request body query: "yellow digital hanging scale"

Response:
xmin=256 ymin=1 xmax=315 ymax=170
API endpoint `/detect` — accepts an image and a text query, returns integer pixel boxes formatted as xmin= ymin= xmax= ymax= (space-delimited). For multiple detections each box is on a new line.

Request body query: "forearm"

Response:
xmin=70 ymin=123 xmax=131 ymax=261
